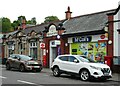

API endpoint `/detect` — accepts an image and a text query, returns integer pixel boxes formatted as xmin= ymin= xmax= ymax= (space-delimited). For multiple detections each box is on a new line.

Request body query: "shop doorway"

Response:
xmin=49 ymin=40 xmax=60 ymax=68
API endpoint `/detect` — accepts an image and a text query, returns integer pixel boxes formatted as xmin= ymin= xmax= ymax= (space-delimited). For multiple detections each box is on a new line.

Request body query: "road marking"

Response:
xmin=17 ymin=80 xmax=36 ymax=85
xmin=23 ymin=73 xmax=36 ymax=75
xmin=0 ymin=76 xmax=7 ymax=79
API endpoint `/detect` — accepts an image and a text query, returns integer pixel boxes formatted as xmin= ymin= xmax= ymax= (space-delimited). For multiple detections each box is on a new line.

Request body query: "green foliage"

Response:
xmin=12 ymin=16 xmax=27 ymax=30
xmin=11 ymin=20 xmax=19 ymax=30
xmin=26 ymin=17 xmax=37 ymax=25
xmin=44 ymin=16 xmax=59 ymax=23
xmin=12 ymin=16 xmax=37 ymax=30
xmin=2 ymin=17 xmax=13 ymax=33
xmin=0 ymin=18 xmax=2 ymax=32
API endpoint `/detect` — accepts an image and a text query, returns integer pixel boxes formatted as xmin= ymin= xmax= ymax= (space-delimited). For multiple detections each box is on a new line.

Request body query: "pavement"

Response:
xmin=0 ymin=64 xmax=120 ymax=82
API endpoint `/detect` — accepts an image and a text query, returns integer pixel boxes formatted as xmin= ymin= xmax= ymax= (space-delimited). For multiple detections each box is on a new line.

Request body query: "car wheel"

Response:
xmin=6 ymin=63 xmax=11 ymax=70
xmin=19 ymin=65 xmax=25 ymax=72
xmin=53 ymin=67 xmax=60 ymax=77
xmin=80 ymin=70 xmax=90 ymax=81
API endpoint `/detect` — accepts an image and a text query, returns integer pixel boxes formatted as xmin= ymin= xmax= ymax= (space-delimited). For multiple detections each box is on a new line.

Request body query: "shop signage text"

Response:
xmin=72 ymin=36 xmax=92 ymax=43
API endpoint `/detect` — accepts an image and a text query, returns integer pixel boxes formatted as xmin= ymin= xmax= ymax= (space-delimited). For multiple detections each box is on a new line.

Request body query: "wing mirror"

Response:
xmin=14 ymin=56 xmax=17 ymax=59
xmin=74 ymin=59 xmax=79 ymax=63
xmin=18 ymin=57 xmax=21 ymax=61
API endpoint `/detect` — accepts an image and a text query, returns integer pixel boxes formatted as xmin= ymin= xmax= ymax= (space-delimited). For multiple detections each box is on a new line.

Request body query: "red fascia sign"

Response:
xmin=100 ymin=35 xmax=105 ymax=39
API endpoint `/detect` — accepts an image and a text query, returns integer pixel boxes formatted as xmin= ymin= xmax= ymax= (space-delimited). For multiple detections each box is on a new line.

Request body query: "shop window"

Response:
xmin=71 ymin=42 xmax=107 ymax=63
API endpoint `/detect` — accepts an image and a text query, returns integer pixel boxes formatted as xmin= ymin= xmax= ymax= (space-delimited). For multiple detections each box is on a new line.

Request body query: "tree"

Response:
xmin=44 ymin=16 xmax=59 ymax=23
xmin=2 ymin=17 xmax=13 ymax=32
xmin=11 ymin=20 xmax=19 ymax=30
xmin=12 ymin=16 xmax=26 ymax=30
xmin=12 ymin=16 xmax=37 ymax=30
xmin=31 ymin=17 xmax=36 ymax=25
xmin=26 ymin=17 xmax=37 ymax=25
xmin=0 ymin=18 xmax=2 ymax=32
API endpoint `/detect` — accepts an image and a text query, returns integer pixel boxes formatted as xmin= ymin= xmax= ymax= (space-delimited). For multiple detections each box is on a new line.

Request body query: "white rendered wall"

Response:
xmin=114 ymin=3 xmax=120 ymax=56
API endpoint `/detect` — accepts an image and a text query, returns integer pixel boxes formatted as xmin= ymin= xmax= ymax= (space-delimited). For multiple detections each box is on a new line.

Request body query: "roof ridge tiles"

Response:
xmin=69 ymin=9 xmax=116 ymax=20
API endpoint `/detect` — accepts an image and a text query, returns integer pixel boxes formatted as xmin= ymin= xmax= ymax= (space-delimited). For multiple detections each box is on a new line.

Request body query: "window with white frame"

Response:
xmin=30 ymin=42 xmax=37 ymax=47
xmin=29 ymin=42 xmax=37 ymax=60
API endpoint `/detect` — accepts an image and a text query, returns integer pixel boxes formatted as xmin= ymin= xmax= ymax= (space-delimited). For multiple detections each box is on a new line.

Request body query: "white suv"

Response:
xmin=51 ymin=55 xmax=112 ymax=81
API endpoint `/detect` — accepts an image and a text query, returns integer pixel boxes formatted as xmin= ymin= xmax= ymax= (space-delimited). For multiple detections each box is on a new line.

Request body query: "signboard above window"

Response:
xmin=68 ymin=34 xmax=108 ymax=43
xmin=72 ymin=36 xmax=92 ymax=43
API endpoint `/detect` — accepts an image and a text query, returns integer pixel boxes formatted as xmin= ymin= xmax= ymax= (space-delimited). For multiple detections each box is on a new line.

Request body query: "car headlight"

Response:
xmin=34 ymin=62 xmax=38 ymax=64
xmin=90 ymin=65 xmax=101 ymax=70
xmin=25 ymin=61 xmax=30 ymax=65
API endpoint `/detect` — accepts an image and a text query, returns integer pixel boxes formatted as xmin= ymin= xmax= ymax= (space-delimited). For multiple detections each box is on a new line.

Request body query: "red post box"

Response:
xmin=104 ymin=56 xmax=113 ymax=67
xmin=43 ymin=55 xmax=47 ymax=67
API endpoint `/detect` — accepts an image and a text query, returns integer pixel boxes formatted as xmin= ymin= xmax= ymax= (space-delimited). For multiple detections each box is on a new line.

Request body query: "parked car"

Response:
xmin=51 ymin=55 xmax=112 ymax=81
xmin=6 ymin=54 xmax=42 ymax=72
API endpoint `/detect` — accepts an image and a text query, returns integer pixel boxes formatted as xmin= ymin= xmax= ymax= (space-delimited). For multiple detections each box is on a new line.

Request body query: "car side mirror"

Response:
xmin=18 ymin=58 xmax=21 ymax=61
xmin=74 ymin=59 xmax=79 ymax=63
xmin=14 ymin=56 xmax=17 ymax=59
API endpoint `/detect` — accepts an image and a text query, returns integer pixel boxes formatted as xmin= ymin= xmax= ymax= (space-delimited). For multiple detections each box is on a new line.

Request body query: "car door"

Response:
xmin=9 ymin=55 xmax=17 ymax=68
xmin=67 ymin=56 xmax=80 ymax=73
xmin=58 ymin=56 xmax=69 ymax=71
xmin=14 ymin=55 xmax=21 ymax=69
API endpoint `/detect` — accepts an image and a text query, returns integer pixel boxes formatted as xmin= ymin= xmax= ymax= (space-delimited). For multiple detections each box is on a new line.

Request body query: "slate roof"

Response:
xmin=5 ymin=9 xmax=116 ymax=37
xmin=62 ymin=9 xmax=115 ymax=35
xmin=4 ymin=30 xmax=18 ymax=38
xmin=23 ymin=20 xmax=65 ymax=34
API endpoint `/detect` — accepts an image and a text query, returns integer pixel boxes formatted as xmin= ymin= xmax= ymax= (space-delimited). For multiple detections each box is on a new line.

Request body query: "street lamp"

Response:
xmin=57 ymin=35 xmax=60 ymax=39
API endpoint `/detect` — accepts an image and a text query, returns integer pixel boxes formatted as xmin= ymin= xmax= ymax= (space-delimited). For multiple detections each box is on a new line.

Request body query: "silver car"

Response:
xmin=6 ymin=54 xmax=42 ymax=72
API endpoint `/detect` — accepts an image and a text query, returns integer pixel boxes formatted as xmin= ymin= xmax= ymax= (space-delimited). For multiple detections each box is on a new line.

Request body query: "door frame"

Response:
xmin=49 ymin=40 xmax=60 ymax=68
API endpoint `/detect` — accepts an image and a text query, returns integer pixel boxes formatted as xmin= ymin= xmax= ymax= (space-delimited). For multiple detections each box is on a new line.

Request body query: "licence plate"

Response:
xmin=33 ymin=66 xmax=40 ymax=68
xmin=104 ymin=73 xmax=109 ymax=76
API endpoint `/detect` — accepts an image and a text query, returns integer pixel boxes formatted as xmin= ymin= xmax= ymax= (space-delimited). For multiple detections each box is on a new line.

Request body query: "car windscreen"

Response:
xmin=77 ymin=56 xmax=96 ymax=63
xmin=20 ymin=55 xmax=33 ymax=61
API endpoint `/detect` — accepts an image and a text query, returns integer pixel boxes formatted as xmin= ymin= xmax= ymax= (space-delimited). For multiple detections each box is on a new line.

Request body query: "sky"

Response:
xmin=0 ymin=0 xmax=120 ymax=24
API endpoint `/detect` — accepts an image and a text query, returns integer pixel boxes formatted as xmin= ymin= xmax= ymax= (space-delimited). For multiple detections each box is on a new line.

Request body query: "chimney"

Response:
xmin=22 ymin=19 xmax=26 ymax=29
xmin=65 ymin=6 xmax=72 ymax=19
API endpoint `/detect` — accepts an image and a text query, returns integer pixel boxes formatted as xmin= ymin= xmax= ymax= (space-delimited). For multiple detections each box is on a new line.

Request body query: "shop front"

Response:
xmin=43 ymin=23 xmax=63 ymax=68
xmin=68 ymin=34 xmax=108 ymax=63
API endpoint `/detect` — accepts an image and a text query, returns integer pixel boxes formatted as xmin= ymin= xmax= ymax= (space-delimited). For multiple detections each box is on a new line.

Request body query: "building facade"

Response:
xmin=1 ymin=6 xmax=120 ymax=72
xmin=43 ymin=7 xmax=115 ymax=68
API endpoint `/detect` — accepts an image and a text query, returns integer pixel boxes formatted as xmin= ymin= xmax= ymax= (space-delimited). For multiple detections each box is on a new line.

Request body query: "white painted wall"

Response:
xmin=118 ymin=9 xmax=120 ymax=56
xmin=114 ymin=3 xmax=120 ymax=56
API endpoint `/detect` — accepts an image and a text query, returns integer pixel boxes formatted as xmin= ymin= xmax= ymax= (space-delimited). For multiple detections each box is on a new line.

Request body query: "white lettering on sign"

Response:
xmin=73 ymin=36 xmax=92 ymax=43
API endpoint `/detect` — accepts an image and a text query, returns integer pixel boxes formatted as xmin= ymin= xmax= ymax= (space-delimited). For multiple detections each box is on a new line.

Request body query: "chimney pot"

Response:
xmin=65 ymin=6 xmax=72 ymax=19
